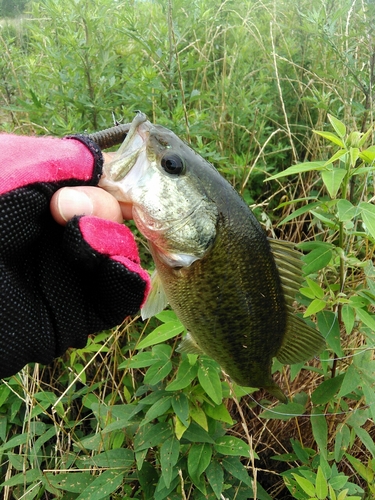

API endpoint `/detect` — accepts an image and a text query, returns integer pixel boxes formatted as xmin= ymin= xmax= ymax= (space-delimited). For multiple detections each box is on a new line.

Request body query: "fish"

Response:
xmin=98 ymin=112 xmax=325 ymax=402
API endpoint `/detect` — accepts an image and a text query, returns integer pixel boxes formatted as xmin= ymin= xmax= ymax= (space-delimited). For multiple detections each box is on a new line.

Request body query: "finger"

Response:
xmin=51 ymin=186 xmax=124 ymax=226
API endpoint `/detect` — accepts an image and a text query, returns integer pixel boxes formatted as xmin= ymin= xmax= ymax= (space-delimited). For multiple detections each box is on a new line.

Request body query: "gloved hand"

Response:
xmin=0 ymin=133 xmax=150 ymax=378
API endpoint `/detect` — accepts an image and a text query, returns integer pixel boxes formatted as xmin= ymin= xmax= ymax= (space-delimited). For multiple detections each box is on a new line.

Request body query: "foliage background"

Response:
xmin=0 ymin=0 xmax=375 ymax=498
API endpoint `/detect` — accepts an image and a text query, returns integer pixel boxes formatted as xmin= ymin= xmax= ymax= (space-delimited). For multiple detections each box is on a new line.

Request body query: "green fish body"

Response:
xmin=100 ymin=113 xmax=325 ymax=402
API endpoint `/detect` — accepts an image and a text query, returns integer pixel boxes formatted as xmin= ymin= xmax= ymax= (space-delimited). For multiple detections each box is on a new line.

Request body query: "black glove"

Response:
xmin=0 ymin=133 xmax=150 ymax=378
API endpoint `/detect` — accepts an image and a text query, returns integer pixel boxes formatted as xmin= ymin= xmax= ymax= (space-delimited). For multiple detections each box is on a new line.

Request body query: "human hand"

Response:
xmin=50 ymin=153 xmax=133 ymax=224
xmin=0 ymin=133 xmax=150 ymax=378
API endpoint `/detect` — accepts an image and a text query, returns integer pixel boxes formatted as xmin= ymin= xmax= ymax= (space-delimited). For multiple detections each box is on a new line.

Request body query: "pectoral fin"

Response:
xmin=141 ymin=270 xmax=169 ymax=320
xmin=177 ymin=332 xmax=205 ymax=355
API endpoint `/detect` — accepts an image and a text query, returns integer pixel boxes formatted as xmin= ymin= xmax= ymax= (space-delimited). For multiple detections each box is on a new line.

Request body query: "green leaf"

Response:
xmin=311 ymin=411 xmax=328 ymax=459
xmin=76 ymin=470 xmax=123 ymax=500
xmin=141 ymin=396 xmax=172 ymax=425
xmin=314 ymin=130 xmax=345 ymax=147
xmin=341 ymin=304 xmax=355 ymax=335
xmin=206 ymin=461 xmax=224 ymax=499
xmin=359 ymin=145 xmax=375 ymax=162
xmin=303 ymin=298 xmax=326 ymax=317
xmin=171 ymin=393 xmax=190 ymax=427
xmin=267 ymin=161 xmax=326 ymax=181
xmin=181 ymin=422 xmax=215 ymax=444
xmin=44 ymin=472 xmax=93 ymax=493
xmin=134 ymin=422 xmax=172 ymax=452
xmin=305 ymin=277 xmax=324 ymax=299
xmin=291 ymin=473 xmax=316 ymax=497
xmin=144 ymin=360 xmax=172 ymax=385
xmin=188 ymin=443 xmax=212 ymax=485
xmin=328 ymin=114 xmax=347 ymax=138
xmin=302 ymin=247 xmax=333 ymax=275
xmin=137 ymin=321 xmax=184 ymax=349
xmin=214 ymin=435 xmax=255 ymax=458
xmin=334 ymin=424 xmax=350 ymax=462
xmin=359 ymin=202 xmax=375 ymax=241
xmin=221 ymin=456 xmax=252 ymax=487
xmin=76 ymin=448 xmax=134 ymax=469
xmin=337 ymin=364 xmax=361 ymax=398
xmin=259 ymin=402 xmax=306 ymax=421
xmin=321 ymin=168 xmax=347 ymax=198
xmin=277 ymin=201 xmax=321 ymax=226
xmin=311 ymin=374 xmax=344 ymax=405
xmin=198 ymin=360 xmax=222 ymax=405
xmin=166 ymin=358 xmax=198 ymax=391
xmin=317 ymin=311 xmax=344 ymax=357
xmin=355 ymin=307 xmax=375 ymax=331
xmin=336 ymin=199 xmax=358 ymax=222
xmin=1 ymin=469 xmax=40 ymax=487
xmin=204 ymin=402 xmax=233 ymax=425
xmin=345 ymin=454 xmax=374 ymax=483
xmin=160 ymin=436 xmax=180 ymax=488
xmin=316 ymin=466 xmax=328 ymax=500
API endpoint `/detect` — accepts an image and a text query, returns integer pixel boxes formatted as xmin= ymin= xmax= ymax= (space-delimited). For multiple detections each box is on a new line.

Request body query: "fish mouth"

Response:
xmin=103 ymin=112 xmax=152 ymax=182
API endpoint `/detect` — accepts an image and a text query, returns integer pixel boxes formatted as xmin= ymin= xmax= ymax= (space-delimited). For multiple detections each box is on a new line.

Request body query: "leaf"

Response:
xmin=134 ymin=422 xmax=172 ymax=452
xmin=137 ymin=321 xmax=184 ymax=349
xmin=277 ymin=201 xmax=321 ymax=226
xmin=337 ymin=364 xmax=361 ymax=398
xmin=345 ymin=454 xmax=374 ymax=483
xmin=204 ymin=402 xmax=233 ymax=425
xmin=76 ymin=448 xmax=134 ymax=469
xmin=171 ymin=393 xmax=190 ymax=427
xmin=160 ymin=436 xmax=180 ymax=488
xmin=341 ymin=304 xmax=355 ymax=334
xmin=44 ymin=472 xmax=93 ymax=493
xmin=311 ymin=411 xmax=328 ymax=459
xmin=305 ymin=277 xmax=324 ymax=299
xmin=334 ymin=424 xmax=350 ymax=462
xmin=267 ymin=161 xmax=326 ymax=181
xmin=141 ymin=396 xmax=172 ymax=425
xmin=314 ymin=130 xmax=345 ymax=147
xmin=198 ymin=360 xmax=222 ymax=405
xmin=336 ymin=199 xmax=358 ymax=222
xmin=1 ymin=469 xmax=40 ymax=487
xmin=187 ymin=443 xmax=212 ymax=485
xmin=214 ymin=435 xmax=255 ymax=458
xmin=221 ymin=456 xmax=252 ymax=487
xmin=189 ymin=404 xmax=208 ymax=431
xmin=302 ymin=247 xmax=333 ymax=275
xmin=206 ymin=461 xmax=224 ymax=499
xmin=76 ymin=470 xmax=123 ymax=500
xmin=311 ymin=374 xmax=344 ymax=405
xmin=181 ymin=422 xmax=215 ymax=444
xmin=303 ymin=298 xmax=326 ymax=317
xmin=316 ymin=311 xmax=344 ymax=357
xmin=359 ymin=202 xmax=375 ymax=241
xmin=316 ymin=466 xmax=328 ymax=500
xmin=166 ymin=358 xmax=198 ymax=391
xmin=328 ymin=114 xmax=347 ymax=138
xmin=291 ymin=473 xmax=316 ymax=497
xmin=144 ymin=360 xmax=172 ymax=385
xmin=321 ymin=168 xmax=347 ymax=198
xmin=355 ymin=307 xmax=375 ymax=331
xmin=259 ymin=402 xmax=306 ymax=420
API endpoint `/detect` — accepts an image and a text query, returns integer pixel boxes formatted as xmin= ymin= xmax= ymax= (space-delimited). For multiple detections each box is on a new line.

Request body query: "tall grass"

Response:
xmin=0 ymin=0 xmax=374 ymax=498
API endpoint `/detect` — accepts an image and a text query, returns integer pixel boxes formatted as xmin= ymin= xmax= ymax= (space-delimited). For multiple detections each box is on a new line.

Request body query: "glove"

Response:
xmin=0 ymin=133 xmax=150 ymax=378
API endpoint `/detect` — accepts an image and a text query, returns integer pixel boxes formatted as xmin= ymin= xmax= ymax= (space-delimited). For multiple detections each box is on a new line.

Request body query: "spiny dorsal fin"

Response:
xmin=276 ymin=314 xmax=326 ymax=365
xmin=141 ymin=270 xmax=169 ymax=320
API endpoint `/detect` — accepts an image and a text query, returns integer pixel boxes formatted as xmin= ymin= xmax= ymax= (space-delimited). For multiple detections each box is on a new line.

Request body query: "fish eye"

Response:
xmin=161 ymin=154 xmax=185 ymax=175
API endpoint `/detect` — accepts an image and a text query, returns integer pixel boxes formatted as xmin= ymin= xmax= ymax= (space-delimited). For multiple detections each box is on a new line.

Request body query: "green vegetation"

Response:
xmin=1 ymin=0 xmax=375 ymax=498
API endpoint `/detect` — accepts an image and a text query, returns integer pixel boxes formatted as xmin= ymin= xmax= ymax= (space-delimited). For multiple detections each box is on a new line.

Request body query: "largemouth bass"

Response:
xmin=98 ymin=112 xmax=325 ymax=402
